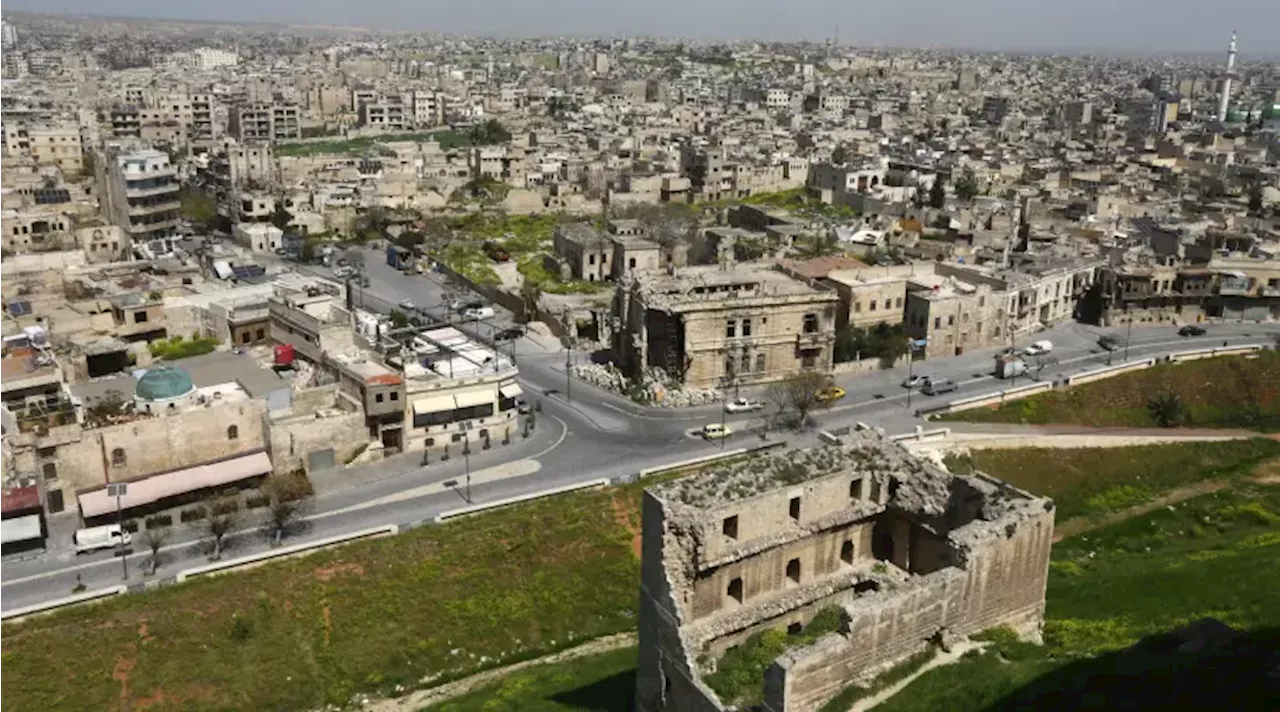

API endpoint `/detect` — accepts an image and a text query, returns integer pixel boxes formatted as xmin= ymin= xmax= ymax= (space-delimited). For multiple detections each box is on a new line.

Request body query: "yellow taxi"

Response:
xmin=815 ymin=385 xmax=847 ymax=403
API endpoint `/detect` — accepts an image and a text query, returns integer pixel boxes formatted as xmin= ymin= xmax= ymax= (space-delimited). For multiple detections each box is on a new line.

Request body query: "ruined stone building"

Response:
xmin=615 ymin=264 xmax=840 ymax=389
xmin=636 ymin=431 xmax=1054 ymax=712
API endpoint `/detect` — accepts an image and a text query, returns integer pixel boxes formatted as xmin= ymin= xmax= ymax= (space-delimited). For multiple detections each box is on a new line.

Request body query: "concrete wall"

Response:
xmin=266 ymin=385 xmax=368 ymax=474
xmin=766 ymin=507 xmax=1055 ymax=712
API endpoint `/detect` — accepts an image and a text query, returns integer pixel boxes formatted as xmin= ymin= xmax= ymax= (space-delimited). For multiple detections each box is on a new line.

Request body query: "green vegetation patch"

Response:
xmin=705 ymin=606 xmax=849 ymax=707
xmin=943 ymin=439 xmax=1280 ymax=520
xmin=0 ymin=482 xmax=648 ymax=712
xmin=437 ymin=243 xmax=500 ymax=285
xmin=277 ymin=130 xmax=472 ymax=157
xmin=940 ymin=352 xmax=1280 ymax=430
xmin=148 ymin=334 xmax=220 ymax=361
xmin=423 ymin=646 xmax=638 ymax=712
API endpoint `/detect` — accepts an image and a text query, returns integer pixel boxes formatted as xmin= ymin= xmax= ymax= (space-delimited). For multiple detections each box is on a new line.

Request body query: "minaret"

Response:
xmin=1217 ymin=31 xmax=1238 ymax=123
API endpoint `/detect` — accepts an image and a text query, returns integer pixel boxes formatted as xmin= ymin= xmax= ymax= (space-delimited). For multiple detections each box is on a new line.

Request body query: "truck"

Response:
xmin=994 ymin=352 xmax=1028 ymax=379
xmin=74 ymin=523 xmax=131 ymax=554
xmin=386 ymin=244 xmax=412 ymax=270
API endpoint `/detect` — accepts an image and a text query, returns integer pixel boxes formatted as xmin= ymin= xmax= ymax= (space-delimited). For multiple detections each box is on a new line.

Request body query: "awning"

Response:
xmin=413 ymin=394 xmax=457 ymax=415
xmin=452 ymin=389 xmax=494 ymax=409
xmin=499 ymin=383 xmax=523 ymax=399
xmin=77 ymin=451 xmax=272 ymax=519
xmin=0 ymin=514 xmax=43 ymax=544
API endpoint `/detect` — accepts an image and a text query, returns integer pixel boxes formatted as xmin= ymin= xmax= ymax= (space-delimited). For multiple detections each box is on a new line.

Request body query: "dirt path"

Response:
xmin=363 ymin=632 xmax=637 ymax=712
xmin=1053 ymin=457 xmax=1280 ymax=542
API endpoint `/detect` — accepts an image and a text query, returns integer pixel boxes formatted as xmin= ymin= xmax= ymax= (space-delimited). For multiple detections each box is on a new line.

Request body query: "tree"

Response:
xmin=341 ymin=248 xmax=365 ymax=273
xmin=388 ymin=309 xmax=410 ymax=329
xmin=470 ymin=119 xmax=512 ymax=145
xmin=1148 ymin=392 xmax=1185 ymax=428
xmin=834 ymin=325 xmax=858 ymax=363
xmin=196 ymin=496 xmax=241 ymax=561
xmin=142 ymin=526 xmax=170 ymax=575
xmin=395 ymin=230 xmax=427 ymax=250
xmin=269 ymin=201 xmax=294 ymax=232
xmin=767 ymin=371 xmax=830 ymax=430
xmin=86 ymin=388 xmax=127 ymax=423
xmin=929 ymin=178 xmax=947 ymax=209
xmin=1247 ymin=181 xmax=1264 ymax=213
xmin=260 ymin=474 xmax=313 ymax=546
xmin=831 ymin=145 xmax=849 ymax=165
xmin=955 ymin=174 xmax=980 ymax=202
xmin=520 ymin=275 xmax=543 ymax=322
xmin=179 ymin=187 xmax=216 ymax=228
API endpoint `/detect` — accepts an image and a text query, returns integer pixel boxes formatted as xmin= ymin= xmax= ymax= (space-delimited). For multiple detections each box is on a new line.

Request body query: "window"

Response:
xmin=227 ymin=425 xmax=239 ymax=440
xmin=934 ymin=317 xmax=941 ymax=329
xmin=375 ymin=393 xmax=385 ymax=403
xmin=787 ymin=621 xmax=803 ymax=635
xmin=133 ymin=311 xmax=149 ymax=324
xmin=111 ymin=448 xmax=127 ymax=466
xmin=727 ymin=577 xmax=744 ymax=604
xmin=42 ymin=462 xmax=58 ymax=481
xmin=947 ymin=315 xmax=954 ymax=326
xmin=870 ymin=300 xmax=877 ymax=311
xmin=255 ymin=328 xmax=265 ymax=341
xmin=390 ymin=392 xmax=399 ymax=401
xmin=841 ymin=540 xmax=855 ymax=565
xmin=786 ymin=558 xmax=801 ymax=584
xmin=801 ymin=350 xmax=818 ymax=369
xmin=629 ymin=258 xmax=636 ymax=269
xmin=789 ymin=496 xmax=801 ymax=521
xmin=870 ymin=477 xmax=883 ymax=502
xmin=896 ymin=297 xmax=903 ymax=308
xmin=241 ymin=332 xmax=252 ymax=344
xmin=803 ymin=313 xmax=819 ymax=333
xmin=755 ymin=353 xmax=766 ymax=373
xmin=588 ymin=254 xmax=596 ymax=265
xmin=850 ymin=478 xmax=863 ymax=499
xmin=726 ymin=320 xmax=736 ymax=338
xmin=978 ymin=295 xmax=985 ymax=307
xmin=723 ymin=515 xmax=739 ymax=539
xmin=742 ymin=318 xmax=752 ymax=337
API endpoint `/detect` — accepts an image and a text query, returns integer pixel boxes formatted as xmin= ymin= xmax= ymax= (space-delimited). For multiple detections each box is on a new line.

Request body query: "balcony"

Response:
xmin=128 ymin=200 xmax=181 ymax=217
xmin=126 ymin=217 xmax=180 ymax=235
xmin=125 ymin=183 xmax=178 ymax=199
xmin=796 ymin=331 xmax=833 ymax=347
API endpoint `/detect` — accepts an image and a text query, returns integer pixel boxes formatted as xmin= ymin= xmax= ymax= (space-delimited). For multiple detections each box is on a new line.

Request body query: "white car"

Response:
xmin=462 ymin=306 xmax=495 ymax=320
xmin=398 ymin=299 xmax=416 ymax=311
xmin=1022 ymin=340 xmax=1053 ymax=356
xmin=724 ymin=397 xmax=764 ymax=413
xmin=901 ymin=374 xmax=931 ymax=389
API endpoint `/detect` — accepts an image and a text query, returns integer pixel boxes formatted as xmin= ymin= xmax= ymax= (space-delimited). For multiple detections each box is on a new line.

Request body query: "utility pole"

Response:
xmin=108 ymin=482 xmax=129 ymax=580
xmin=905 ymin=339 xmax=915 ymax=411
xmin=1124 ymin=313 xmax=1133 ymax=363
xmin=463 ymin=432 xmax=472 ymax=503
xmin=565 ymin=340 xmax=573 ymax=403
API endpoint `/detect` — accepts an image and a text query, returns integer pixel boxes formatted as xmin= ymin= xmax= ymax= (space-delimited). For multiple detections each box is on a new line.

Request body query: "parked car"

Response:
xmin=1178 ymin=325 xmax=1207 ymax=336
xmin=921 ymin=378 xmax=958 ymax=396
xmin=1098 ymin=334 xmax=1122 ymax=351
xmin=398 ymin=299 xmax=416 ymax=311
xmin=74 ymin=524 xmax=131 ymax=554
xmin=450 ymin=298 xmax=485 ymax=313
xmin=494 ymin=327 xmax=525 ymax=342
xmin=901 ymin=374 xmax=931 ymax=389
xmin=701 ymin=423 xmax=734 ymax=440
xmin=815 ymin=385 xmax=847 ymax=403
xmin=724 ymin=397 xmax=764 ymax=413
xmin=1021 ymin=340 xmax=1054 ymax=356
xmin=515 ymin=396 xmax=532 ymax=414
xmin=462 ymin=306 xmax=495 ymax=321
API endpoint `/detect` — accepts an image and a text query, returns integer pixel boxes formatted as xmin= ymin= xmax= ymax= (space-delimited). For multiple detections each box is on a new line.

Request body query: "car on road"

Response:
xmin=901 ymin=374 xmax=931 ymax=389
xmin=1178 ymin=325 xmax=1207 ymax=336
xmin=461 ymin=306 xmax=496 ymax=321
xmin=701 ymin=423 xmax=734 ymax=440
xmin=515 ymin=396 xmax=532 ymax=414
xmin=398 ymin=299 xmax=416 ymax=311
xmin=74 ymin=524 xmax=131 ymax=554
xmin=450 ymin=298 xmax=485 ymax=313
xmin=494 ymin=326 xmax=525 ymax=342
xmin=1021 ymin=340 xmax=1054 ymax=356
xmin=921 ymin=378 xmax=958 ymax=396
xmin=724 ymin=397 xmax=764 ymax=413
xmin=815 ymin=385 xmax=847 ymax=403
xmin=1098 ymin=334 xmax=1123 ymax=351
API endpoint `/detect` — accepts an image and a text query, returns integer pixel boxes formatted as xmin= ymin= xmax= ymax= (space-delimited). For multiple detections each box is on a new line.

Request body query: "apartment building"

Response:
xmin=3 ymin=122 xmax=84 ymax=174
xmin=230 ymin=103 xmax=302 ymax=142
xmin=96 ymin=147 xmax=182 ymax=248
xmin=358 ymin=99 xmax=409 ymax=132
xmin=616 ymin=264 xmax=840 ymax=388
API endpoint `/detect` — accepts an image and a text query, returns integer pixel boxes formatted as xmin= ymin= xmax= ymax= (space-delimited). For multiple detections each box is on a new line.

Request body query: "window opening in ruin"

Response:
xmin=803 ymin=313 xmax=819 ymax=333
xmin=854 ymin=580 xmax=881 ymax=594
xmin=872 ymin=521 xmax=894 ymax=562
xmin=889 ymin=477 xmax=901 ymax=499
xmin=227 ymin=425 xmax=239 ymax=440
xmin=722 ymin=515 xmax=738 ymax=539
xmin=725 ymin=319 xmax=736 ymax=338
xmin=850 ymin=478 xmax=862 ymax=499
xmin=727 ymin=577 xmax=744 ymax=605
xmin=841 ymin=540 xmax=855 ymax=565
xmin=789 ymin=496 xmax=801 ymax=520
xmin=786 ymin=558 xmax=801 ymax=585
xmin=870 ymin=478 xmax=883 ymax=502
xmin=111 ymin=448 xmax=127 ymax=466
xmin=787 ymin=622 xmax=803 ymax=635
xmin=42 ymin=462 xmax=57 ymax=481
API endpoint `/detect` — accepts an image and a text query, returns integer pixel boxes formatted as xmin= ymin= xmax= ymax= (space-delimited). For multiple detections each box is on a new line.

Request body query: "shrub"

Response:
xmin=180 ymin=508 xmax=206 ymax=523
xmin=1147 ymin=392 xmax=1185 ymax=428
xmin=145 ymin=515 xmax=172 ymax=529
xmin=246 ymin=495 xmax=271 ymax=509
xmin=122 ymin=520 xmax=139 ymax=533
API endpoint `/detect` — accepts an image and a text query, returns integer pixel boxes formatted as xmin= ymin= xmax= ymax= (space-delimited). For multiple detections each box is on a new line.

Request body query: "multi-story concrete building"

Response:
xmin=96 ymin=146 xmax=181 ymax=250
xmin=616 ymin=264 xmax=840 ymax=388
xmin=635 ymin=431 xmax=1054 ymax=712
xmin=229 ymin=103 xmax=301 ymax=142
xmin=358 ymin=99 xmax=409 ymax=132
xmin=1 ymin=122 xmax=84 ymax=174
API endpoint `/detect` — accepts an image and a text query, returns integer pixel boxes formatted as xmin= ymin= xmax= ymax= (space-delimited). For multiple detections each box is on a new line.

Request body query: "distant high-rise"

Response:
xmin=1217 ymin=31 xmax=1238 ymax=123
xmin=1 ymin=20 xmax=17 ymax=50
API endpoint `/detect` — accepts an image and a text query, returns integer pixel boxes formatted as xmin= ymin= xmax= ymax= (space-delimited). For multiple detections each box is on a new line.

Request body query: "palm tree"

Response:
xmin=1148 ymin=393 xmax=1184 ymax=428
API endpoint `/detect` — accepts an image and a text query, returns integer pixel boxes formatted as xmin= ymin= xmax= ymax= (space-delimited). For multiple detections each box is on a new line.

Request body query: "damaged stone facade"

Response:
xmin=636 ymin=431 xmax=1054 ymax=712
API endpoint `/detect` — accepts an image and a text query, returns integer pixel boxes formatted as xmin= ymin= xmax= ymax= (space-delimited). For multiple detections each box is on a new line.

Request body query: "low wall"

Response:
xmin=175 ymin=525 xmax=397 ymax=582
xmin=942 ymin=381 xmax=1053 ymax=415
xmin=434 ymin=478 xmax=610 ymax=522
xmin=1 ymin=585 xmax=128 ymax=623
xmin=832 ymin=355 xmax=907 ymax=376
xmin=1065 ymin=358 xmax=1155 ymax=386
xmin=1167 ymin=343 xmax=1264 ymax=363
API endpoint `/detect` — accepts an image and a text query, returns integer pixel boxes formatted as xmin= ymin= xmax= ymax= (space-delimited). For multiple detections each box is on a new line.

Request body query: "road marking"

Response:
xmin=532 ymin=414 xmax=569 ymax=459
xmin=600 ymin=401 xmax=705 ymax=421
xmin=314 ymin=460 xmax=543 ymax=519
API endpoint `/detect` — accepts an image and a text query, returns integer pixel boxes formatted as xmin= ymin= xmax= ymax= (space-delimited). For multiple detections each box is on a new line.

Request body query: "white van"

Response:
xmin=1022 ymin=340 xmax=1054 ymax=356
xmin=462 ymin=306 xmax=495 ymax=321
xmin=74 ymin=524 xmax=131 ymax=554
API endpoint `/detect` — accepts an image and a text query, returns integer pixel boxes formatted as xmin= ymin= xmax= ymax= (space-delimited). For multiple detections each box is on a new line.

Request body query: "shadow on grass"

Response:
xmin=981 ymin=621 xmax=1280 ymax=711
xmin=550 ymin=668 xmax=636 ymax=711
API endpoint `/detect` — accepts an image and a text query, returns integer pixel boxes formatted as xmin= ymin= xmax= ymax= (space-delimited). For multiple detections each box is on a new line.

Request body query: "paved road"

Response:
xmin=5 ymin=248 xmax=1277 ymax=611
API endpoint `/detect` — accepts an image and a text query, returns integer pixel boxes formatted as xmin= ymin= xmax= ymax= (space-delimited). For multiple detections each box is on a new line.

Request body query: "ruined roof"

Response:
xmin=634 ymin=263 xmax=837 ymax=310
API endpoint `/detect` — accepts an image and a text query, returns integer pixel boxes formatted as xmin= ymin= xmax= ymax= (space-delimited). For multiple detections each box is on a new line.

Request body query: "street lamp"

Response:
xmin=107 ymin=482 xmax=129 ymax=580
xmin=1123 ymin=311 xmax=1134 ymax=363
xmin=905 ymin=339 xmax=916 ymax=412
xmin=458 ymin=427 xmax=473 ymax=503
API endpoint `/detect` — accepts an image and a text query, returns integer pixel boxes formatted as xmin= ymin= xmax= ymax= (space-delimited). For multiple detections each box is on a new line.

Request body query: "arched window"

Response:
xmin=111 ymin=448 xmax=126 ymax=466
xmin=227 ymin=425 xmax=239 ymax=440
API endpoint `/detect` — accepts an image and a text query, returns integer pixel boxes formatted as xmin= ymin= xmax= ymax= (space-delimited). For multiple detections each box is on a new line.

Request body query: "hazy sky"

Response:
xmin=9 ymin=0 xmax=1280 ymax=54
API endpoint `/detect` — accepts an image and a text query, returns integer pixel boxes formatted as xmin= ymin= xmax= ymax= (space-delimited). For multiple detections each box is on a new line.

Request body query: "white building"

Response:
xmin=233 ymin=223 xmax=284 ymax=254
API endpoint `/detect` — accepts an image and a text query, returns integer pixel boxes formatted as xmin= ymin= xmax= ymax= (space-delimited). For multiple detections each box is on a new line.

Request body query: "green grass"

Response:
xmin=277 ymin=130 xmax=471 ymax=157
xmin=422 ymin=646 xmax=637 ymax=712
xmin=148 ymin=335 xmax=220 ymax=361
xmin=437 ymin=243 xmax=500 ymax=285
xmin=940 ymin=352 xmax=1280 ymax=430
xmin=875 ymin=482 xmax=1280 ymax=712
xmin=0 ymin=482 xmax=649 ymax=712
xmin=704 ymin=606 xmax=848 ymax=707
xmin=943 ymin=439 xmax=1280 ymax=520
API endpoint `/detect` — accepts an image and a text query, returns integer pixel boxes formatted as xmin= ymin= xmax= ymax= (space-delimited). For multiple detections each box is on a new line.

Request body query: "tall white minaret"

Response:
xmin=1216 ymin=31 xmax=1238 ymax=123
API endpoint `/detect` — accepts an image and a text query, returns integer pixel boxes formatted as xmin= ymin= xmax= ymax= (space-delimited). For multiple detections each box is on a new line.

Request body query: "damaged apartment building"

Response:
xmin=615 ymin=264 xmax=840 ymax=389
xmin=636 ymin=430 xmax=1054 ymax=712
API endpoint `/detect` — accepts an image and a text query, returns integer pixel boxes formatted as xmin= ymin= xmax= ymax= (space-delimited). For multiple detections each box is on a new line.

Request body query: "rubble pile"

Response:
xmin=572 ymin=363 xmax=722 ymax=408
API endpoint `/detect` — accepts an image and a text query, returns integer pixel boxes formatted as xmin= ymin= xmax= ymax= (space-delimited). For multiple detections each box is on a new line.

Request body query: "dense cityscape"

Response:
xmin=1 ymin=7 xmax=1279 ymax=712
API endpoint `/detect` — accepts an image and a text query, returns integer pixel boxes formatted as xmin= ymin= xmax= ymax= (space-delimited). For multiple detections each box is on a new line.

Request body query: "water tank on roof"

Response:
xmin=274 ymin=343 xmax=295 ymax=367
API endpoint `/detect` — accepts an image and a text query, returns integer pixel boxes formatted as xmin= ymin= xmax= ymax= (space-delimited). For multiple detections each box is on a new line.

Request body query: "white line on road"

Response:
xmin=314 ymin=460 xmax=543 ymax=520
xmin=532 ymin=414 xmax=569 ymax=458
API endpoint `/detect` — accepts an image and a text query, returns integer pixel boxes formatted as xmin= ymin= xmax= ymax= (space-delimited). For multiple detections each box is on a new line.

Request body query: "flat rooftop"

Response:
xmin=73 ymin=350 xmax=288 ymax=405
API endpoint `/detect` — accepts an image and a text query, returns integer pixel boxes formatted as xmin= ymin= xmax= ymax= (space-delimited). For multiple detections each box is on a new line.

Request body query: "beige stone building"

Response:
xmin=616 ymin=264 xmax=840 ymax=388
xmin=635 ymin=431 xmax=1054 ymax=712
